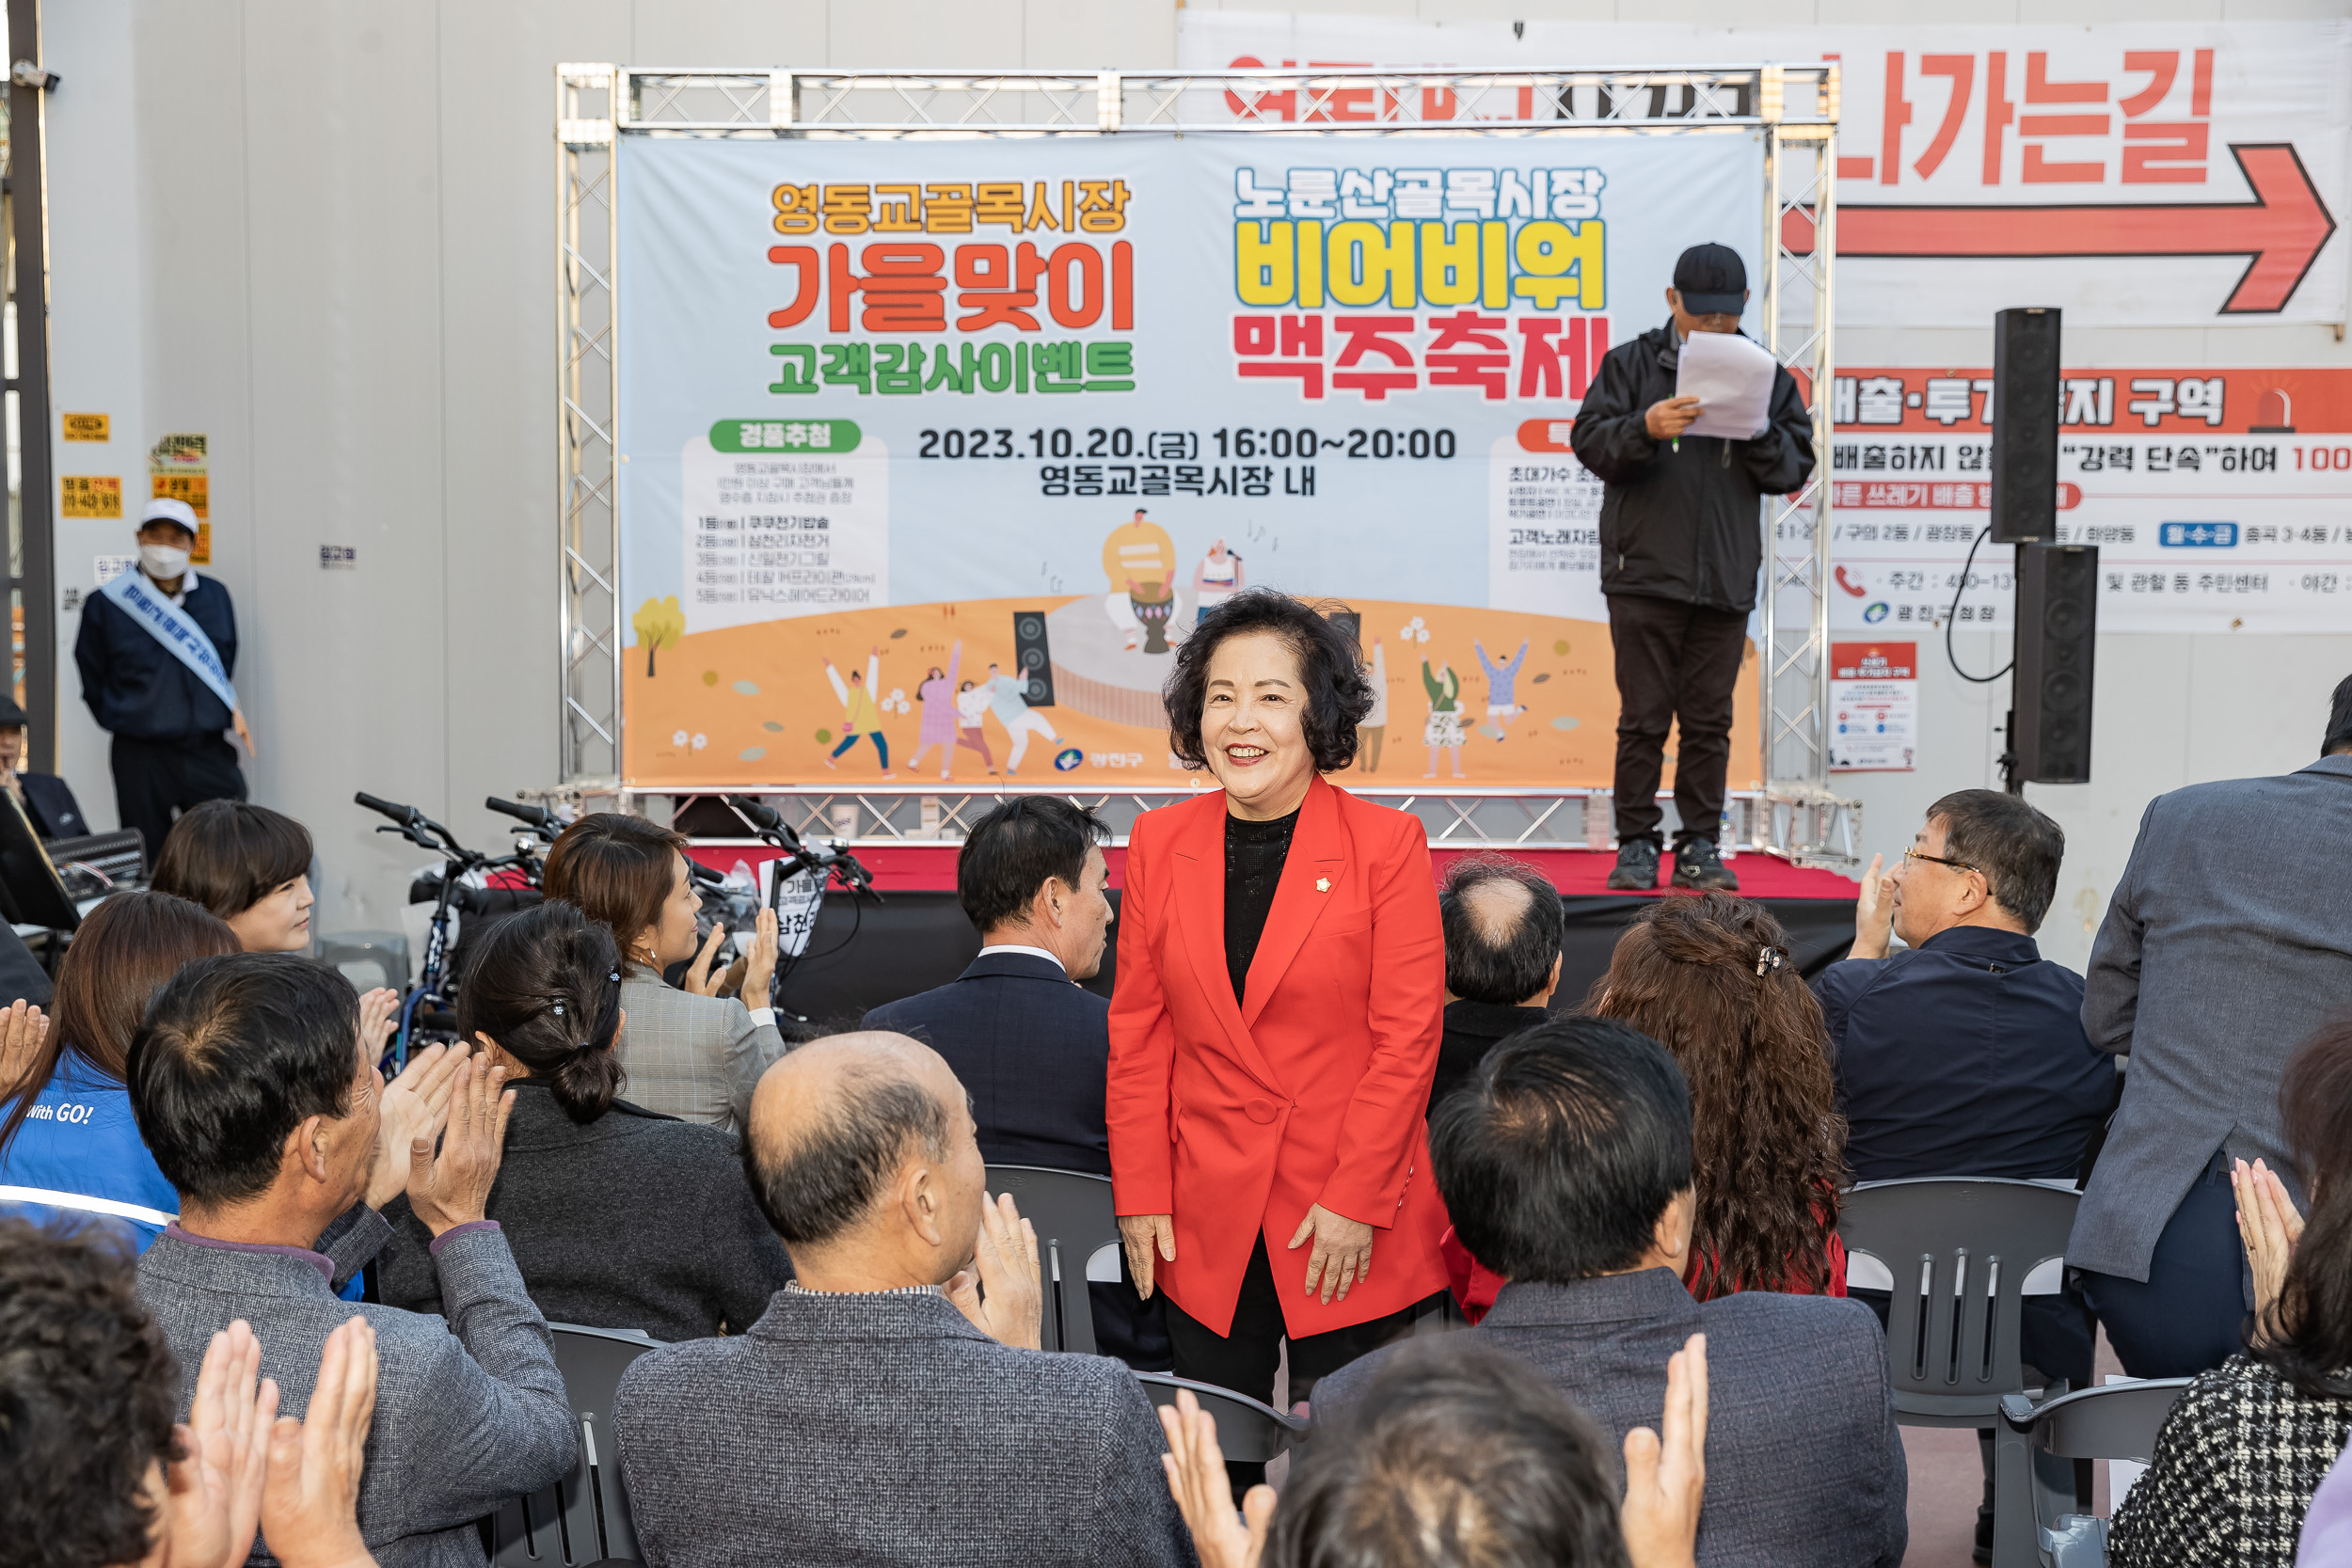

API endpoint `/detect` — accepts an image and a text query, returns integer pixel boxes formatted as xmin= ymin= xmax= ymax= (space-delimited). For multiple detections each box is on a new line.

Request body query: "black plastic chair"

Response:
xmin=1838 ymin=1178 xmax=2084 ymax=1568
xmin=486 ymin=1324 xmax=661 ymax=1568
xmin=1996 ymin=1379 xmax=2193 ymax=1568
xmin=1135 ymin=1371 xmax=1311 ymax=1462
xmin=987 ymin=1164 xmax=1120 ymax=1355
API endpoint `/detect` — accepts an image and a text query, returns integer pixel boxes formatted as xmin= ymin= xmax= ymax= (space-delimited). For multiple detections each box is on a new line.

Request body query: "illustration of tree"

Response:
xmin=632 ymin=596 xmax=685 ymax=677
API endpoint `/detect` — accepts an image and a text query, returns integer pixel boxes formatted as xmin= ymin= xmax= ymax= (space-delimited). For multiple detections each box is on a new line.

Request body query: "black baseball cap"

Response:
xmin=1673 ymin=243 xmax=1747 ymax=316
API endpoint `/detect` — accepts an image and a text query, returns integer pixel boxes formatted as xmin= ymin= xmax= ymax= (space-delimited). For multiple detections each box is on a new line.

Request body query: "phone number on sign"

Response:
xmin=916 ymin=426 xmax=1458 ymax=461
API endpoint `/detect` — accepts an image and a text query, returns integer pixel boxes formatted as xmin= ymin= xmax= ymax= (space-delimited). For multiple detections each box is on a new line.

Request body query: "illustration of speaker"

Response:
xmin=1012 ymin=610 xmax=1057 ymax=706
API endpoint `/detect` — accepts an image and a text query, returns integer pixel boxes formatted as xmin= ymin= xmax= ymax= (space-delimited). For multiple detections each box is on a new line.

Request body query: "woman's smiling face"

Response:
xmin=1200 ymin=630 xmax=1315 ymax=821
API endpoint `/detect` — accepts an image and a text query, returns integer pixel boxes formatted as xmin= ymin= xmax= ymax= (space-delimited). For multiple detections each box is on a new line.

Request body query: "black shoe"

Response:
xmin=1606 ymin=837 xmax=1661 ymax=891
xmin=1670 ymin=836 xmax=1740 ymax=891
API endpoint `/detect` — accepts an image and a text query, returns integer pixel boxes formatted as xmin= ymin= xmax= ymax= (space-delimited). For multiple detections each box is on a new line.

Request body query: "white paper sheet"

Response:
xmin=1673 ymin=330 xmax=1777 ymax=440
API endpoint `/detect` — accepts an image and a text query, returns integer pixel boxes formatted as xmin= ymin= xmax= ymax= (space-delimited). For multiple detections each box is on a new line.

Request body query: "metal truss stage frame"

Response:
xmin=556 ymin=63 xmax=1859 ymax=865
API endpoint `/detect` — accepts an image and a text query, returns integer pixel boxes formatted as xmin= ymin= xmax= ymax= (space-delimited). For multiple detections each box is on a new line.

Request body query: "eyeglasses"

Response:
xmin=1901 ymin=847 xmax=1980 ymax=876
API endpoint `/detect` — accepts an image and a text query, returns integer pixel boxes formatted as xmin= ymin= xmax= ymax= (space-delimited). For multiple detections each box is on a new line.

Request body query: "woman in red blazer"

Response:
xmin=1109 ymin=592 xmax=1450 ymax=1458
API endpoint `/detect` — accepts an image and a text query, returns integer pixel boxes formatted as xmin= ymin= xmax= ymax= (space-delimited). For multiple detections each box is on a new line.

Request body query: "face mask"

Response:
xmin=140 ymin=544 xmax=191 ymax=578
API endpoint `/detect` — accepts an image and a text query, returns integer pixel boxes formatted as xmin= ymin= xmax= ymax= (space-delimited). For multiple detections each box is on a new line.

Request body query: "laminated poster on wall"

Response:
xmin=1828 ymin=641 xmax=1917 ymax=773
xmin=612 ymin=134 xmax=1769 ymax=789
xmin=149 ymin=433 xmax=211 ymax=564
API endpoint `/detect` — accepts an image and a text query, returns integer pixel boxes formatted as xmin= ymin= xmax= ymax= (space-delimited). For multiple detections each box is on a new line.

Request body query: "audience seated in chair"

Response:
xmin=543 ymin=812 xmax=784 ymax=1136
xmin=128 ymin=952 xmax=576 ymax=1568
xmin=0 ymin=891 xmax=238 ymax=1248
xmin=1589 ymin=893 xmax=1849 ymax=1299
xmin=1311 ymin=1014 xmax=1907 ymax=1568
xmin=150 ymin=800 xmax=319 ymax=954
xmin=0 ymin=1212 xmax=386 ymax=1568
xmin=1163 ymin=1332 xmax=1709 ymax=1568
xmin=862 ymin=794 xmax=1168 ymax=1368
xmin=1429 ymin=853 xmax=1562 ymax=1116
xmin=2108 ymin=1014 xmax=2352 ymax=1567
xmin=611 ymin=1030 xmax=1193 ymax=1568
xmin=377 ymin=901 xmax=792 ymax=1339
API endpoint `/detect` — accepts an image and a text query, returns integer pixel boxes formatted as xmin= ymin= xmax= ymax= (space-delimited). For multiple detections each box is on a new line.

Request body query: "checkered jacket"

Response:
xmin=2110 ymin=1354 xmax=2352 ymax=1568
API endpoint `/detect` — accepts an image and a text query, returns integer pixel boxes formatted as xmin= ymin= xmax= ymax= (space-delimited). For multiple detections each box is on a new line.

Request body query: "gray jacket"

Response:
xmin=2069 ymin=754 xmax=2352 ymax=1281
xmin=616 ymin=963 xmax=789 ymax=1134
xmin=137 ymin=1214 xmax=577 ymax=1568
xmin=1313 ymin=1270 xmax=1908 ymax=1568
xmin=612 ymin=1287 xmax=1195 ymax=1568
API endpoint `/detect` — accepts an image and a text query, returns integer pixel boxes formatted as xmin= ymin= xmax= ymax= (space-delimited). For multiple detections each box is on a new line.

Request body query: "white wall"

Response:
xmin=34 ymin=0 xmax=2352 ymax=968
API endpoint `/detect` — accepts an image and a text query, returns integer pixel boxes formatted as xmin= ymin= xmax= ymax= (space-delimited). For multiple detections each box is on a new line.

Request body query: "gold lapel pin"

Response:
xmin=1315 ymin=877 xmax=1331 ymax=893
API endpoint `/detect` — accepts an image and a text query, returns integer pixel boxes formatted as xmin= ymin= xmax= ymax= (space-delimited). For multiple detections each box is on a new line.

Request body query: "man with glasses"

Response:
xmin=1816 ymin=788 xmax=2118 ymax=1563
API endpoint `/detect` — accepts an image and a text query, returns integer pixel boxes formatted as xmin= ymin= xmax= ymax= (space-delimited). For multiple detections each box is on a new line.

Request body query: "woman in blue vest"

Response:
xmin=0 ymin=890 xmax=239 ymax=1246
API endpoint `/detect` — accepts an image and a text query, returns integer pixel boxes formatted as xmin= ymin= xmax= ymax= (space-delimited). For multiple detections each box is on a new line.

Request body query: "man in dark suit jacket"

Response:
xmin=1314 ymin=1015 xmax=1906 ymax=1568
xmin=1818 ymin=789 xmax=2118 ymax=1384
xmin=613 ymin=1032 xmax=1191 ymax=1568
xmin=2069 ymin=675 xmax=2352 ymax=1378
xmin=864 ymin=794 xmax=1168 ymax=1367
xmin=1431 ymin=854 xmax=1563 ymax=1115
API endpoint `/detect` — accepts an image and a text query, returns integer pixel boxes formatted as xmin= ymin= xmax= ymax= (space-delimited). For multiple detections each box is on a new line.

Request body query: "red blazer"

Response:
xmin=1107 ymin=774 xmax=1451 ymax=1338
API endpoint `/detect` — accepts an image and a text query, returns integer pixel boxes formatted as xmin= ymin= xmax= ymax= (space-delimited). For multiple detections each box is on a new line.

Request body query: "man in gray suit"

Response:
xmin=1312 ymin=1014 xmax=1907 ymax=1568
xmin=612 ymin=1032 xmax=1192 ymax=1568
xmin=2070 ymin=675 xmax=2352 ymax=1377
xmin=128 ymin=954 xmax=576 ymax=1568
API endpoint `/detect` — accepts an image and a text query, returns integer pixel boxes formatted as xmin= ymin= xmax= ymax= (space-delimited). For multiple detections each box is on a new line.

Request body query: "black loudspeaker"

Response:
xmin=1011 ymin=609 xmax=1056 ymax=706
xmin=1990 ymin=307 xmax=2062 ymax=544
xmin=2014 ymin=543 xmax=2098 ymax=784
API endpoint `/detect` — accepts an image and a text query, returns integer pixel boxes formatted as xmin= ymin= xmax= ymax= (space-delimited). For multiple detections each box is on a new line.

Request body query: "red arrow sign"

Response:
xmin=1781 ymin=144 xmax=2336 ymax=315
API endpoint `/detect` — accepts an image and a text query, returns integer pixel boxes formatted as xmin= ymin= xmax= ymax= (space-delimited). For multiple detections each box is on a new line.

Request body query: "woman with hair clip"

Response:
xmin=1589 ymin=892 xmax=1849 ymax=1300
xmin=544 ymin=811 xmax=783 ymax=1134
xmin=149 ymin=798 xmax=317 ymax=952
xmin=2109 ymin=1015 xmax=2352 ymax=1567
xmin=376 ymin=900 xmax=793 ymax=1340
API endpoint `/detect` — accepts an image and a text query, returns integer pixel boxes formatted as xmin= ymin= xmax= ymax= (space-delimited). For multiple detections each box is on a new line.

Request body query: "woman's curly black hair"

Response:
xmin=1163 ymin=590 xmax=1374 ymax=773
xmin=0 ymin=1215 xmax=183 ymax=1568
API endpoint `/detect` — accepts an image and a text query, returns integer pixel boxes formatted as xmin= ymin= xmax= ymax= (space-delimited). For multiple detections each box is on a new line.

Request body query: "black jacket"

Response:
xmin=73 ymin=575 xmax=239 ymax=741
xmin=1570 ymin=319 xmax=1815 ymax=613
xmin=377 ymin=1082 xmax=793 ymax=1341
xmin=1432 ymin=1000 xmax=1549 ymax=1117
xmin=1815 ymin=925 xmax=2120 ymax=1184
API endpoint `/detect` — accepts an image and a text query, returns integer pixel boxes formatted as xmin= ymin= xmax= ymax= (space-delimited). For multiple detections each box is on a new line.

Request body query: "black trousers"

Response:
xmin=2078 ymin=1150 xmax=2248 ymax=1379
xmin=1607 ymin=592 xmax=1749 ymax=846
xmin=1165 ymin=1234 xmax=1438 ymax=1497
xmin=110 ymin=733 xmax=246 ymax=863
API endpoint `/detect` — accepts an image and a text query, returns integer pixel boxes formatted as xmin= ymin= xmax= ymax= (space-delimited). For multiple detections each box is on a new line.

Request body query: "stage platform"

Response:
xmin=685 ymin=843 xmax=1859 ymax=1030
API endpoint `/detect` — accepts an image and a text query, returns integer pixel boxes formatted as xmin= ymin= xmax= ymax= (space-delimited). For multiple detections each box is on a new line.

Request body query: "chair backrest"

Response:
xmin=2001 ymin=1379 xmax=2194 ymax=1463
xmin=486 ymin=1324 xmax=661 ymax=1568
xmin=1838 ymin=1178 xmax=2082 ymax=1420
xmin=1135 ymin=1372 xmax=1311 ymax=1463
xmin=987 ymin=1164 xmax=1120 ymax=1356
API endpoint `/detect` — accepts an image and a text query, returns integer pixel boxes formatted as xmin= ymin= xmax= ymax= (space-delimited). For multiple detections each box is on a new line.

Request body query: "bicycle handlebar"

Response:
xmin=485 ymin=796 xmax=563 ymax=836
xmin=355 ymin=792 xmax=422 ymax=829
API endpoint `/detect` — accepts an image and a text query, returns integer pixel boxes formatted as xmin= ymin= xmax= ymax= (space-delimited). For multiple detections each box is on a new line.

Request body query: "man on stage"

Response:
xmin=1571 ymin=242 xmax=1815 ymax=893
xmin=73 ymin=498 xmax=254 ymax=857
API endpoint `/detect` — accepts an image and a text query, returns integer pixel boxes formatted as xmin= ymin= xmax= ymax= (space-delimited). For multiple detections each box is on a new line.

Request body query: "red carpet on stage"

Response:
xmin=691 ymin=843 xmax=1858 ymax=902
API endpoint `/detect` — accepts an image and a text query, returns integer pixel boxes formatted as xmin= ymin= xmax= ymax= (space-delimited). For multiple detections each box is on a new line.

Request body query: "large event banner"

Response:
xmin=1176 ymin=13 xmax=2352 ymax=328
xmin=1827 ymin=367 xmax=2352 ymax=635
xmin=616 ymin=134 xmax=1765 ymax=789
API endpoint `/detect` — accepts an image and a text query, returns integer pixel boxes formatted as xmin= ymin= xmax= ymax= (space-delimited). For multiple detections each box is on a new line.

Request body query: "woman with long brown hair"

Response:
xmin=1589 ymin=891 xmax=1848 ymax=1299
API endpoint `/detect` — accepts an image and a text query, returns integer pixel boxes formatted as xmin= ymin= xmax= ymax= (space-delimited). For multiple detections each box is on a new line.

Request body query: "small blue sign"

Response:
xmin=2160 ymin=522 xmax=2238 ymax=547
xmin=1053 ymin=747 xmax=1084 ymax=772
xmin=1863 ymin=601 xmax=1890 ymax=624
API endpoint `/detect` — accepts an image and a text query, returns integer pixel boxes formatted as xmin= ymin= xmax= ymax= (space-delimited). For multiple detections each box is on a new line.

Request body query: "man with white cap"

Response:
xmin=72 ymin=497 xmax=254 ymax=860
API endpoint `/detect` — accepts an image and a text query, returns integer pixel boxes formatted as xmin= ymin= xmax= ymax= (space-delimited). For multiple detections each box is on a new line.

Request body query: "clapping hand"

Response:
xmin=364 ymin=1041 xmax=467 ymax=1212
xmin=404 ymin=1053 xmax=514 ymax=1237
xmin=262 ymin=1316 xmax=380 ymax=1568
xmin=2234 ymin=1158 xmax=2305 ymax=1343
xmin=1158 ymin=1387 xmax=1275 ymax=1568
xmin=0 ymin=998 xmax=47 ymax=1091
xmin=946 ymin=1192 xmax=1042 ymax=1350
xmin=739 ymin=907 xmax=779 ymax=1008
xmin=167 ymin=1320 xmax=277 ymax=1568
xmin=1850 ymin=854 xmax=1897 ymax=960
xmin=1619 ymin=1334 xmax=1708 ymax=1568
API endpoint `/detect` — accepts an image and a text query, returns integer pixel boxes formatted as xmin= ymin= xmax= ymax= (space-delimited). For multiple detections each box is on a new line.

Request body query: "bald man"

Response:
xmin=1431 ymin=857 xmax=1565 ymax=1115
xmin=611 ymin=1033 xmax=1193 ymax=1568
